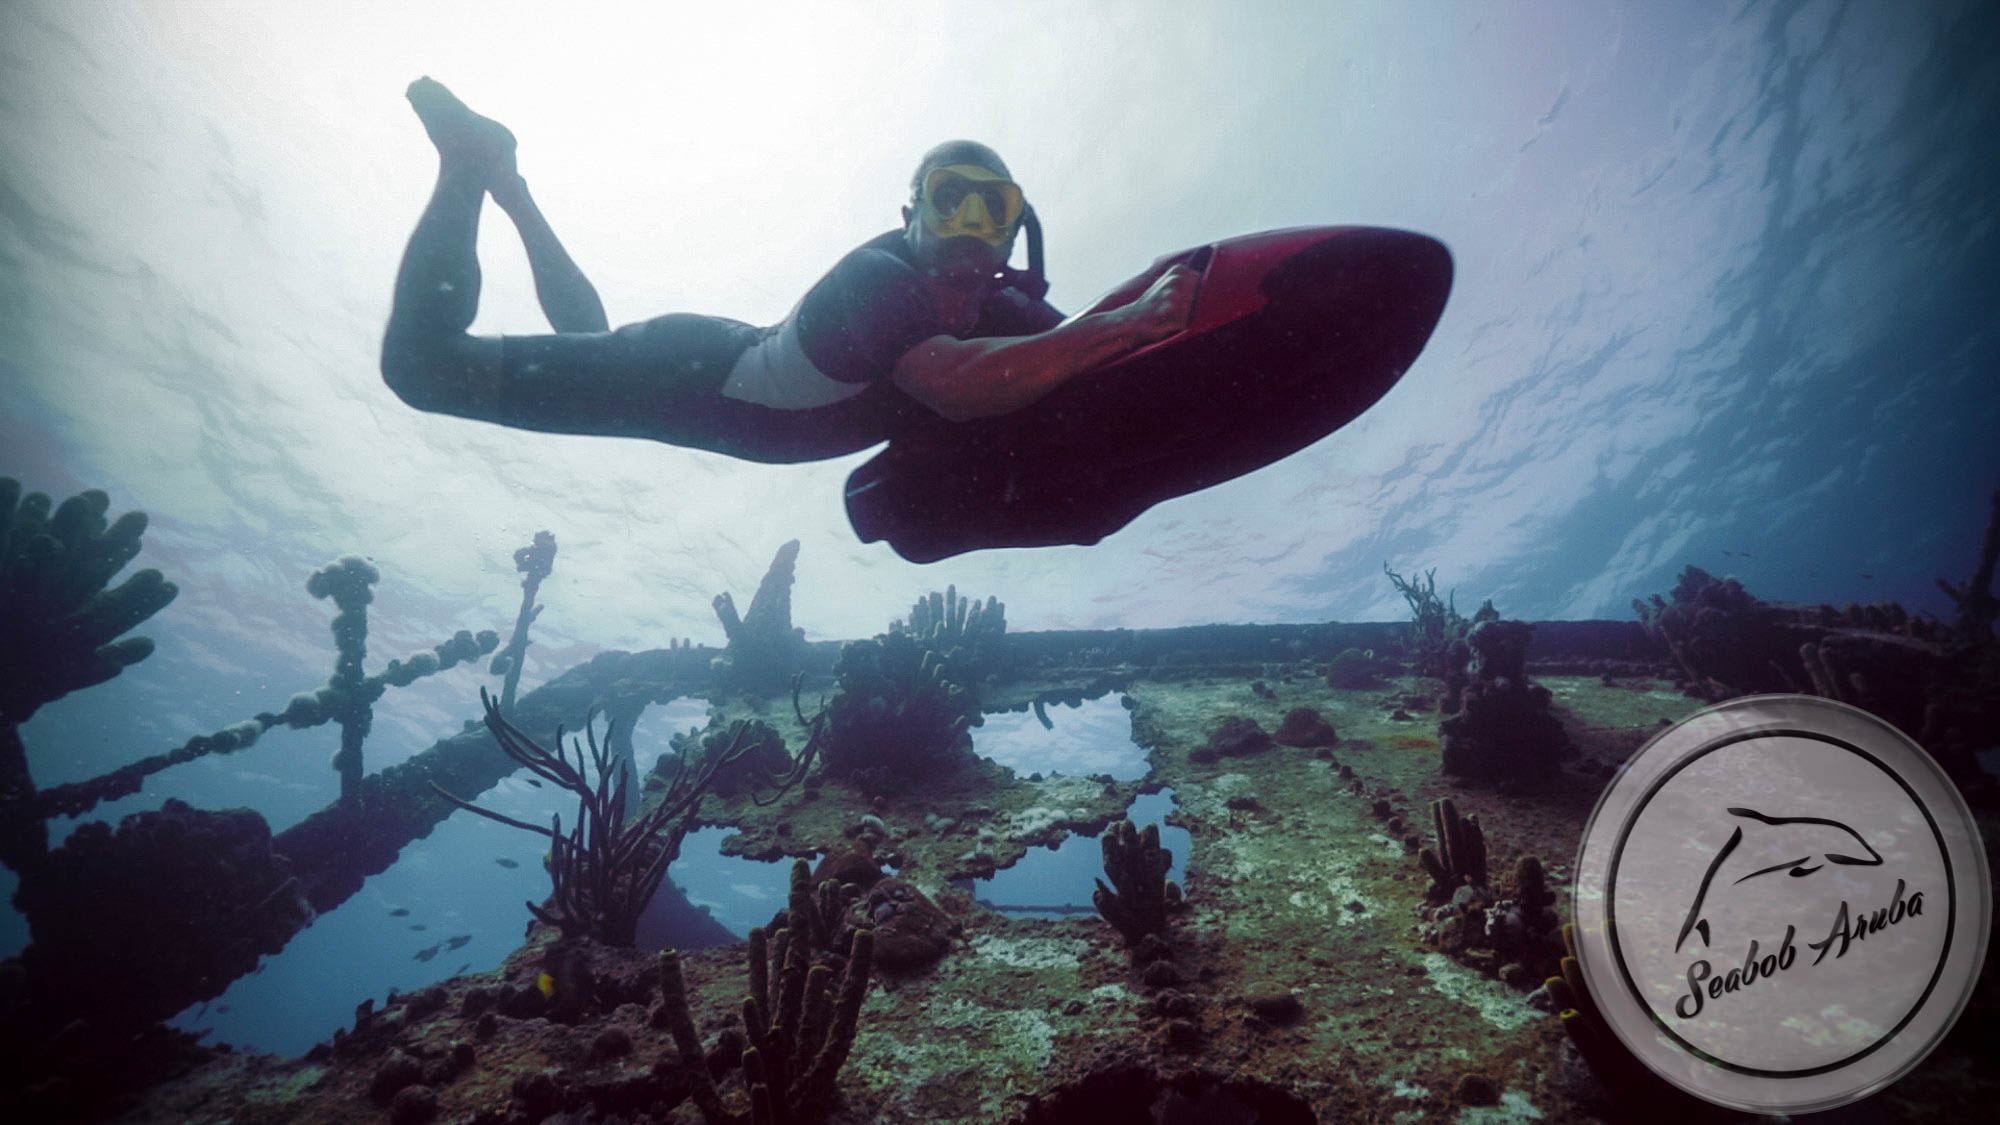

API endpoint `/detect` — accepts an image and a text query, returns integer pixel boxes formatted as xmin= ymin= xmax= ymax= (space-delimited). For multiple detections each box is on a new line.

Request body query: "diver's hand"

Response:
xmin=1121 ymin=263 xmax=1199 ymax=348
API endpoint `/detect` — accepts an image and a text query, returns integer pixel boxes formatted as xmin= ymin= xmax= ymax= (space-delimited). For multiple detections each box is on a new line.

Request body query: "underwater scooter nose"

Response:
xmin=1257 ymin=226 xmax=1453 ymax=417
xmin=846 ymin=224 xmax=1457 ymax=563
xmin=1372 ymin=230 xmax=1453 ymax=339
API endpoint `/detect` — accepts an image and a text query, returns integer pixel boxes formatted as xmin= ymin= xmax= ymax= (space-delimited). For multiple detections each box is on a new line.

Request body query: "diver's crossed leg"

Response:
xmin=383 ymin=78 xmax=707 ymax=439
xmin=402 ymin=78 xmax=605 ymax=333
xmin=385 ymin=78 xmax=508 ymax=364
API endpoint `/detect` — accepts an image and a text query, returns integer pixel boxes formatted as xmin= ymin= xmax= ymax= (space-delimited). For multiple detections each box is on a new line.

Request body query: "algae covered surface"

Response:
xmin=119 ymin=668 xmax=1996 ymax=1124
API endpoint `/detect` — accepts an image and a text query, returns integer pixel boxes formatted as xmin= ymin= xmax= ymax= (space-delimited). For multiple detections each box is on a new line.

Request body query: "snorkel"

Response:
xmin=1013 ymin=203 xmax=1047 ymax=300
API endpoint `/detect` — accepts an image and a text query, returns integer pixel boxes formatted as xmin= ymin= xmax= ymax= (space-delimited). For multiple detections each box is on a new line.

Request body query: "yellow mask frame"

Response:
xmin=918 ymin=164 xmax=1026 ymax=248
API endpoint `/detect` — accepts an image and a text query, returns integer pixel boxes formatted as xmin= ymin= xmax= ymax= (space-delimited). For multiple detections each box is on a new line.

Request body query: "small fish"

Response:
xmin=410 ymin=924 xmax=428 ymax=932
xmin=495 ymin=857 xmax=520 ymax=869
xmin=1859 ymin=572 xmax=1873 ymax=580
xmin=414 ymin=943 xmax=442 ymax=963
xmin=445 ymin=934 xmax=473 ymax=951
xmin=454 ymin=963 xmax=471 ymax=976
xmin=523 ymin=778 xmax=542 ymax=789
xmin=387 ymin=907 xmax=410 ymax=917
xmin=217 ymin=1004 xmax=231 ymax=1014
xmin=536 ymin=971 xmax=557 ymax=999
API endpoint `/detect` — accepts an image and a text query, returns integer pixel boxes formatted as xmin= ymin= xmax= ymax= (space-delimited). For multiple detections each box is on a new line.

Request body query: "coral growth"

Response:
xmin=1635 ymin=526 xmax=2000 ymax=800
xmin=660 ymin=926 xmax=875 ymax=1125
xmin=1542 ymin=924 xmax=1710 ymax=1117
xmin=1093 ymin=818 xmax=1181 ymax=947
xmin=659 ymin=718 xmax=797 ymax=801
xmin=1910 ymin=492 xmax=2000 ymax=799
xmin=0 ymin=480 xmax=177 ymax=867
xmin=891 ymin=584 xmax=1008 ymax=681
xmin=1273 ymin=707 xmax=1339 ymax=748
xmin=1938 ymin=490 xmax=2000 ymax=645
xmin=35 ymin=721 xmax=260 ymax=822
xmin=2 ymin=792 xmax=312 ymax=1048
xmin=811 ymin=631 xmax=981 ymax=791
xmin=37 ymin=620 xmax=497 ymax=824
xmin=1384 ymin=562 xmax=1463 ymax=677
xmin=1189 ymin=715 xmax=1274 ymax=762
xmin=1916 ymin=643 xmax=2000 ymax=802
xmin=1322 ymin=646 xmax=1386 ymax=689
xmin=304 ymin=556 xmax=502 ymax=808
xmin=1436 ymin=600 xmax=1499 ymax=713
xmin=1418 ymin=798 xmax=1487 ymax=899
xmin=434 ymin=691 xmax=798 ymax=945
xmin=1481 ymin=855 xmax=1564 ymax=972
xmin=311 ymin=556 xmax=382 ymax=806
xmin=0 ymin=479 xmax=176 ymax=726
xmin=1438 ymin=618 xmax=1571 ymax=783
xmin=712 ymin=540 xmax=810 ymax=691
xmin=1632 ymin=566 xmax=1804 ymax=700
xmin=1637 ymin=559 xmax=1986 ymax=714
xmin=772 ymin=857 xmax=859 ymax=959
xmin=490 ymin=529 xmax=556 ymax=714
xmin=1798 ymin=630 xmax=1943 ymax=742
xmin=1413 ymin=805 xmax=1564 ymax=987
xmin=856 ymin=877 xmax=957 ymax=971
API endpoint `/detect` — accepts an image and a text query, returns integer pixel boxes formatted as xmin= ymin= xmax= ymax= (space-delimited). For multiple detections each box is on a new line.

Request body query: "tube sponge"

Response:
xmin=0 ymin=480 xmax=178 ymax=724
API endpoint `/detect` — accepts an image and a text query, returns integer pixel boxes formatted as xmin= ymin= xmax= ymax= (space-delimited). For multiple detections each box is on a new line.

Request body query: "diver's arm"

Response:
xmin=891 ymin=264 xmax=1197 ymax=423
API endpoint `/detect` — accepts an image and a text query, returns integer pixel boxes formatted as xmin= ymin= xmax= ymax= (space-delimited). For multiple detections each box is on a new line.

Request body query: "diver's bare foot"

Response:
xmin=406 ymin=76 xmax=517 ymax=179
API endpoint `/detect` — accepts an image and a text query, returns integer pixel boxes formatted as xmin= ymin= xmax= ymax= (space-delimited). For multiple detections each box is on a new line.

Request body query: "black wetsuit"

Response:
xmin=498 ymin=230 xmax=1063 ymax=463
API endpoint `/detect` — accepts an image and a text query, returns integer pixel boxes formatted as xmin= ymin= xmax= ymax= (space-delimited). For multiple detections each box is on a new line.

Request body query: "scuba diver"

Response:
xmin=381 ymin=77 xmax=1200 ymax=465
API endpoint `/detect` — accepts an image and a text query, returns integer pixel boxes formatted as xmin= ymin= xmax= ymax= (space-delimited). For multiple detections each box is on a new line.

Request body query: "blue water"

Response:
xmin=647 ymin=823 xmax=793 ymax=941
xmin=972 ymin=789 xmax=1190 ymax=917
xmin=168 ymin=696 xmax=710 ymax=1056
xmin=966 ymin=695 xmax=1190 ymax=915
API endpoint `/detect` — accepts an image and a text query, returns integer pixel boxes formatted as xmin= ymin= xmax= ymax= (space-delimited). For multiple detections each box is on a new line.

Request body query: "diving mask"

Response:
xmin=919 ymin=164 xmax=1025 ymax=248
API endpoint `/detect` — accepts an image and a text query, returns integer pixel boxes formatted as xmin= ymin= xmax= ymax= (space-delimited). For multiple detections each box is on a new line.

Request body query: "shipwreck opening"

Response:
xmin=971 ymin=692 xmax=1149 ymax=780
xmin=965 ymin=787 xmax=1189 ymax=917
xmin=635 ymin=822 xmax=800 ymax=947
xmin=955 ymin=690 xmax=1186 ymax=915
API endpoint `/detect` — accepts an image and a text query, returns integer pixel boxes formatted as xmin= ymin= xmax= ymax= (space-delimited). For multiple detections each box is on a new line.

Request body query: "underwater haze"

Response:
xmin=2 ymin=0 xmax=1998 ymax=1066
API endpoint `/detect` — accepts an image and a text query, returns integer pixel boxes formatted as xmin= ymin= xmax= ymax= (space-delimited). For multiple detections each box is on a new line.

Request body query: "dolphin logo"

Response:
xmin=1675 ymin=807 xmax=1884 ymax=952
